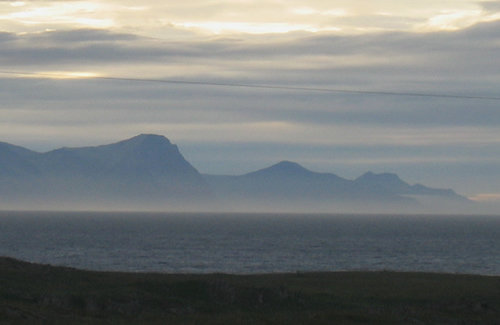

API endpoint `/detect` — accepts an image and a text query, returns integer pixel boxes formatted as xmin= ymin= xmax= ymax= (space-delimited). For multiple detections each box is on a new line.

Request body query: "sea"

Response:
xmin=1 ymin=211 xmax=499 ymax=275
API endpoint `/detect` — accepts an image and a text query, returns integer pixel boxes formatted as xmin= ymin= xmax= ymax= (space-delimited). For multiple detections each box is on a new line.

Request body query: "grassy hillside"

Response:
xmin=1 ymin=257 xmax=499 ymax=324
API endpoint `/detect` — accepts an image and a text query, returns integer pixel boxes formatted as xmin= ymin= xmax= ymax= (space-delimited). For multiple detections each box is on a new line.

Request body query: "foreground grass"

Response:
xmin=1 ymin=257 xmax=499 ymax=324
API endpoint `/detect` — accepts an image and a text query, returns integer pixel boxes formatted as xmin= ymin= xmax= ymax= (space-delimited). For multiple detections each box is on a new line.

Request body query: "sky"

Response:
xmin=0 ymin=0 xmax=500 ymax=208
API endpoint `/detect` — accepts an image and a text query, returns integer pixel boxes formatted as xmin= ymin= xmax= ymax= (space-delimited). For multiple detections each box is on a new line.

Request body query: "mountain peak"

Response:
xmin=100 ymin=134 xmax=176 ymax=156
xmin=0 ymin=141 xmax=36 ymax=156
xmin=125 ymin=134 xmax=172 ymax=146
xmin=355 ymin=172 xmax=410 ymax=192
xmin=245 ymin=161 xmax=314 ymax=178
xmin=356 ymin=171 xmax=404 ymax=183
xmin=272 ymin=161 xmax=309 ymax=172
xmin=134 ymin=134 xmax=169 ymax=140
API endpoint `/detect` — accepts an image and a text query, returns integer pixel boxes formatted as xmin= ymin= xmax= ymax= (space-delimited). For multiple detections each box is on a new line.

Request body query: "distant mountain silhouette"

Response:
xmin=355 ymin=172 xmax=463 ymax=198
xmin=0 ymin=142 xmax=39 ymax=178
xmin=245 ymin=161 xmax=319 ymax=178
xmin=0 ymin=135 xmax=469 ymax=212
xmin=38 ymin=134 xmax=207 ymax=190
xmin=204 ymin=161 xmax=468 ymax=212
xmin=236 ymin=161 xmax=354 ymax=199
xmin=0 ymin=135 xmax=212 ymax=210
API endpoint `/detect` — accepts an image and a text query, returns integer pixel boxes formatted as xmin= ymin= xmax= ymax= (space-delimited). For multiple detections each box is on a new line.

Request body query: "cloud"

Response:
xmin=1 ymin=20 xmax=500 ymax=132
xmin=1 ymin=0 xmax=496 ymax=36
xmin=0 ymin=0 xmax=64 ymax=6
xmin=470 ymin=193 xmax=500 ymax=202
xmin=479 ymin=1 xmax=500 ymax=11
xmin=1 ymin=9 xmax=499 ymax=197
xmin=0 ymin=29 xmax=196 ymax=69
xmin=2 ymin=19 xmax=499 ymax=83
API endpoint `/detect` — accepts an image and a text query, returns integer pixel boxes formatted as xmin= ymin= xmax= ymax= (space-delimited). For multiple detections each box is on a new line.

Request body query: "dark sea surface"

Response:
xmin=1 ymin=211 xmax=499 ymax=275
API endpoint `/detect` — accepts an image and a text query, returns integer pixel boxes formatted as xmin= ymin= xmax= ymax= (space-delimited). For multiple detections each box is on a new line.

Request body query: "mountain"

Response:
xmin=38 ymin=134 xmax=208 ymax=191
xmin=0 ymin=135 xmax=470 ymax=212
xmin=355 ymin=172 xmax=467 ymax=199
xmin=0 ymin=142 xmax=39 ymax=178
xmin=204 ymin=161 xmax=469 ymax=212
xmin=204 ymin=161 xmax=399 ymax=203
xmin=0 ymin=135 xmax=212 ymax=210
xmin=205 ymin=161 xmax=355 ymax=205
xmin=244 ymin=161 xmax=322 ymax=179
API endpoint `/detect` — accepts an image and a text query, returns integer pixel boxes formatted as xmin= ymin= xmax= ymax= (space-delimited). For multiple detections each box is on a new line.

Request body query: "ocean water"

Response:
xmin=0 ymin=211 xmax=499 ymax=275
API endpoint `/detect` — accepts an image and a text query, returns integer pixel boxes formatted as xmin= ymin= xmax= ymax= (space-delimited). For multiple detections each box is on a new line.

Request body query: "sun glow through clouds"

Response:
xmin=10 ymin=2 xmax=25 ymax=7
xmin=172 ymin=21 xmax=330 ymax=34
xmin=34 ymin=71 xmax=102 ymax=79
xmin=423 ymin=9 xmax=483 ymax=30
xmin=2 ymin=2 xmax=115 ymax=28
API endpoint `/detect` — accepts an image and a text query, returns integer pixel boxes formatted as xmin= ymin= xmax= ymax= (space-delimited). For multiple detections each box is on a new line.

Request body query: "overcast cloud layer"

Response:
xmin=1 ymin=0 xmax=500 ymax=210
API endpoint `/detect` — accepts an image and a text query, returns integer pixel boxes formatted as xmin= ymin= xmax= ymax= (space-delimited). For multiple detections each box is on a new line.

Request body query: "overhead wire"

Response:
xmin=0 ymin=69 xmax=499 ymax=101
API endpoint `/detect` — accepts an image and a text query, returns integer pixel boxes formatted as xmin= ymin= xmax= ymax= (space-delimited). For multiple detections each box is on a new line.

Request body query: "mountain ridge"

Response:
xmin=0 ymin=135 xmax=213 ymax=210
xmin=0 ymin=135 xmax=470 ymax=212
xmin=204 ymin=161 xmax=468 ymax=212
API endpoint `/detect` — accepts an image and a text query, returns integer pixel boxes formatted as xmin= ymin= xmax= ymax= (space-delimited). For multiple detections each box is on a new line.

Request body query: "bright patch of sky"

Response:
xmin=0 ymin=0 xmax=499 ymax=35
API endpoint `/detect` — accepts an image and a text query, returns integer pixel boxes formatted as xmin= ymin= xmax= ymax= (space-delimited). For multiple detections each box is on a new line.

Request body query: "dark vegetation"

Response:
xmin=1 ymin=257 xmax=499 ymax=324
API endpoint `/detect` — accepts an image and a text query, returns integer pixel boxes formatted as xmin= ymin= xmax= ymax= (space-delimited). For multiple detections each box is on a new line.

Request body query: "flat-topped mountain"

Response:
xmin=0 ymin=135 xmax=469 ymax=212
xmin=38 ymin=134 xmax=205 ymax=186
xmin=0 ymin=135 xmax=212 ymax=210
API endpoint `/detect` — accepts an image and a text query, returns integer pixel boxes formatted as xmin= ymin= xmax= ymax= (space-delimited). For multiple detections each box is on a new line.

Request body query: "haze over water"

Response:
xmin=1 ymin=211 xmax=499 ymax=275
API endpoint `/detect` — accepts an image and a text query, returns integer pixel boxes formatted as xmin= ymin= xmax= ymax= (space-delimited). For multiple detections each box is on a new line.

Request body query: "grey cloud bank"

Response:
xmin=0 ymin=18 xmax=499 ymax=202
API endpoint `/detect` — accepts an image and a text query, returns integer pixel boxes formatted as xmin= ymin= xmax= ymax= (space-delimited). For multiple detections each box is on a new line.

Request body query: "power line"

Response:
xmin=1 ymin=69 xmax=499 ymax=101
